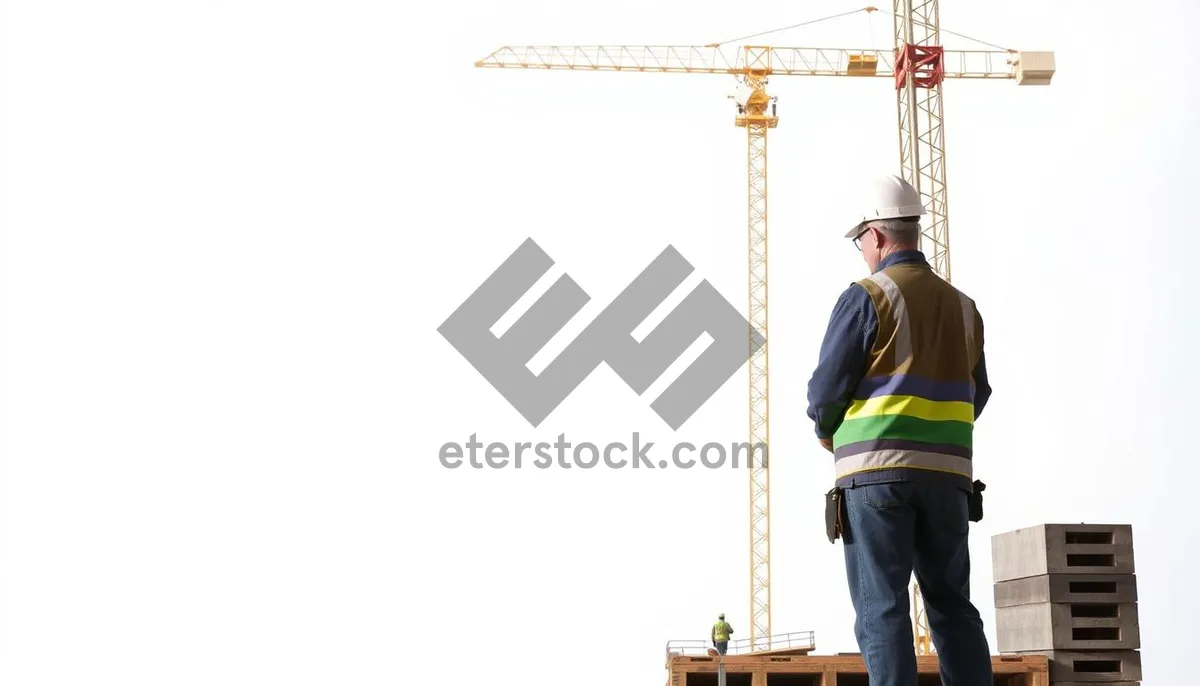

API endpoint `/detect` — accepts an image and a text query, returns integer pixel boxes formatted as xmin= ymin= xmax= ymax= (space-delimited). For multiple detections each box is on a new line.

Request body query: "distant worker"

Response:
xmin=711 ymin=613 xmax=733 ymax=655
xmin=806 ymin=174 xmax=993 ymax=686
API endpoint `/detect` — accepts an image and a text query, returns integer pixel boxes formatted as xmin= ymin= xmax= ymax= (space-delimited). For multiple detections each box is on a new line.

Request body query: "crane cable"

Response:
xmin=936 ymin=27 xmax=1013 ymax=52
xmin=711 ymin=5 xmax=1014 ymax=53
xmin=709 ymin=7 xmax=877 ymax=47
xmin=880 ymin=11 xmax=1014 ymax=51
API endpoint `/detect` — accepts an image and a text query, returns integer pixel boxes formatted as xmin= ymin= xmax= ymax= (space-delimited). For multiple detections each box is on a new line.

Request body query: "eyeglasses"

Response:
xmin=852 ymin=227 xmax=872 ymax=251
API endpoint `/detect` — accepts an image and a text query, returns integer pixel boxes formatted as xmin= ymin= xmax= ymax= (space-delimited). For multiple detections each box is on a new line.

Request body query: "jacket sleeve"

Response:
xmin=972 ymin=351 xmax=991 ymax=419
xmin=806 ymin=284 xmax=877 ymax=439
xmin=969 ymin=311 xmax=988 ymax=417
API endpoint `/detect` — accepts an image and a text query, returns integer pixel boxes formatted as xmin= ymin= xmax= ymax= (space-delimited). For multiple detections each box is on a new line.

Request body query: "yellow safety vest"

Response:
xmin=712 ymin=621 xmax=731 ymax=641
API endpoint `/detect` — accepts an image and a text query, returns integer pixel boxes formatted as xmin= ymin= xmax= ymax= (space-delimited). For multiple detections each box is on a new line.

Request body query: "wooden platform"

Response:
xmin=665 ymin=653 xmax=1050 ymax=686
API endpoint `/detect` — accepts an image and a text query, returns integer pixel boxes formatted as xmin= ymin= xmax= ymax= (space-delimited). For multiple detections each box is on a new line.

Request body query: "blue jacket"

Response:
xmin=806 ymin=250 xmax=991 ymax=440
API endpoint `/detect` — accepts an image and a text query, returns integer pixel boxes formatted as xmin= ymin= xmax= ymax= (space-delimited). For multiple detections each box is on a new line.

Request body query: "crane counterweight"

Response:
xmin=1015 ymin=51 xmax=1056 ymax=85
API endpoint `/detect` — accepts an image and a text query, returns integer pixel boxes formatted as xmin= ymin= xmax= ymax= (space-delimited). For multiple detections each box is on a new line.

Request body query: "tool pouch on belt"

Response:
xmin=824 ymin=486 xmax=845 ymax=543
xmin=967 ymin=480 xmax=986 ymax=522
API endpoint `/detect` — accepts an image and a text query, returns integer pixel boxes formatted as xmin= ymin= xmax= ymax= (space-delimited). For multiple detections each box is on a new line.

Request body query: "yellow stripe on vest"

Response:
xmin=843 ymin=394 xmax=974 ymax=424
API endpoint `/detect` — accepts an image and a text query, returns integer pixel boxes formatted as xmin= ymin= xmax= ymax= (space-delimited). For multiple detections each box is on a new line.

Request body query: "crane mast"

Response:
xmin=895 ymin=0 xmax=952 ymax=281
xmin=473 ymin=14 xmax=1053 ymax=655
xmin=738 ymin=70 xmax=776 ymax=651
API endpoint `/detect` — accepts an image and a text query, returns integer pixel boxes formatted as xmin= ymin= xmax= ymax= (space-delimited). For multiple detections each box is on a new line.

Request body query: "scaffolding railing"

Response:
xmin=665 ymin=630 xmax=816 ymax=658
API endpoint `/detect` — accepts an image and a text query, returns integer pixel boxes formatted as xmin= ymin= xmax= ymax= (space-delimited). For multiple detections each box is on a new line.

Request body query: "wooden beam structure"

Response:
xmin=666 ymin=653 xmax=1050 ymax=686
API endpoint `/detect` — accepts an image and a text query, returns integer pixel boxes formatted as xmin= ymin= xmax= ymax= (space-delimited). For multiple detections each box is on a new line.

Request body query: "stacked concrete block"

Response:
xmin=992 ymin=524 xmax=1142 ymax=684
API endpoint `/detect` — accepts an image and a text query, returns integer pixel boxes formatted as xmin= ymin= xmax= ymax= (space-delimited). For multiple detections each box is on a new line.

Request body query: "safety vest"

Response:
xmin=712 ymin=621 xmax=731 ymax=641
xmin=831 ymin=260 xmax=981 ymax=491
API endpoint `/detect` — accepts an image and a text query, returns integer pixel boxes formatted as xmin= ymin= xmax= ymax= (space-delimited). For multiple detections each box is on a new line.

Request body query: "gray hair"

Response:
xmin=863 ymin=218 xmax=921 ymax=246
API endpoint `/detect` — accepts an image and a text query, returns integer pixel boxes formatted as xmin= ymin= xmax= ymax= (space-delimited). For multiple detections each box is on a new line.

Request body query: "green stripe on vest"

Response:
xmin=835 ymin=414 xmax=973 ymax=448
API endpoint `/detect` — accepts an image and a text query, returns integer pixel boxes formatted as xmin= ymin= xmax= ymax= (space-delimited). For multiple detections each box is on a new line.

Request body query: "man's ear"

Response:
xmin=873 ymin=228 xmax=887 ymax=250
xmin=866 ymin=227 xmax=879 ymax=250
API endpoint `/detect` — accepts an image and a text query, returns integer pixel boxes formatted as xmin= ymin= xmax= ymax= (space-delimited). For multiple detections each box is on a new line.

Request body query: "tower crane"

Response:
xmin=475 ymin=3 xmax=1054 ymax=654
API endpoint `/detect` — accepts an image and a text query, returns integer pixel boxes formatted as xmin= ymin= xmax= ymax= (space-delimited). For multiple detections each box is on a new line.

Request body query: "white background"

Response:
xmin=3 ymin=0 xmax=1197 ymax=684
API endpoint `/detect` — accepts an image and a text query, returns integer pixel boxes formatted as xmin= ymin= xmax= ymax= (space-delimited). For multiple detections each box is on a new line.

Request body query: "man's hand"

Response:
xmin=819 ymin=437 xmax=833 ymax=453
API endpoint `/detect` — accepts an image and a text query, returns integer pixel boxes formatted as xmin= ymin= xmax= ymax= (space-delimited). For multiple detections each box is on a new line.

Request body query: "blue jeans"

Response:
xmin=842 ymin=481 xmax=992 ymax=686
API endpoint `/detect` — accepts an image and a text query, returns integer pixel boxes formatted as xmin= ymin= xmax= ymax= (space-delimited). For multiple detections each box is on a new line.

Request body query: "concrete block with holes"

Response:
xmin=996 ymin=599 xmax=1140 ymax=652
xmin=994 ymin=573 xmax=1137 ymax=608
xmin=1018 ymin=649 xmax=1142 ymax=683
xmin=991 ymin=524 xmax=1135 ymax=583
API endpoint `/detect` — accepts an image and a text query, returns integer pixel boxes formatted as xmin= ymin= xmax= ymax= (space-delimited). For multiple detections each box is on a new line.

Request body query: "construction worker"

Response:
xmin=805 ymin=174 xmax=993 ymax=686
xmin=711 ymin=613 xmax=733 ymax=655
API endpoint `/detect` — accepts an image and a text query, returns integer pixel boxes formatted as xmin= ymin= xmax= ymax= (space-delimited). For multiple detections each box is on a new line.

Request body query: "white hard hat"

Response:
xmin=844 ymin=174 xmax=927 ymax=238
